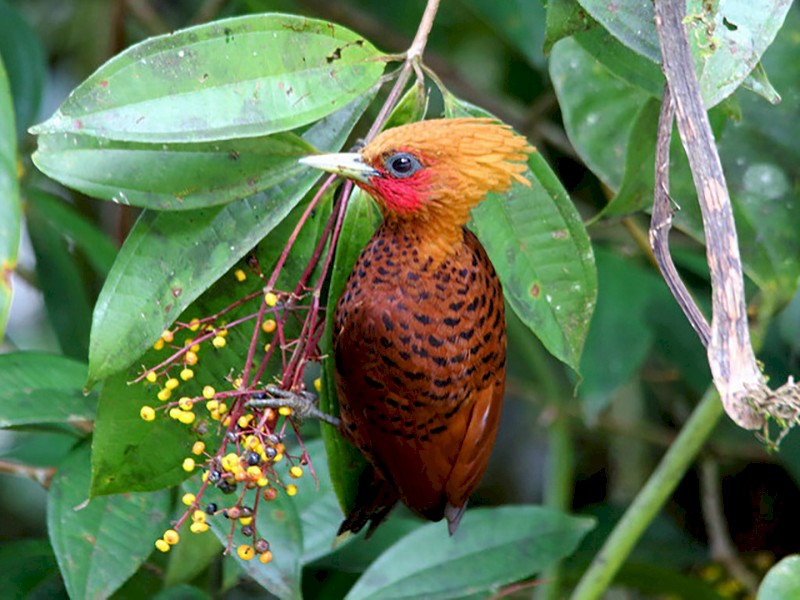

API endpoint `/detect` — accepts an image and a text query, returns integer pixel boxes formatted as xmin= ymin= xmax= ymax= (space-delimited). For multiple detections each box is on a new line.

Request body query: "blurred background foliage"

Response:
xmin=1 ymin=0 xmax=800 ymax=598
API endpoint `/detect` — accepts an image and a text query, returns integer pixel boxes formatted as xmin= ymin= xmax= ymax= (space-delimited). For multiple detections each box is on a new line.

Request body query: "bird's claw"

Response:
xmin=246 ymin=384 xmax=340 ymax=428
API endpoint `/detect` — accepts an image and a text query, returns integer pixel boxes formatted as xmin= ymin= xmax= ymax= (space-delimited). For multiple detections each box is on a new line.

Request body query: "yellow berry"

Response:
xmin=278 ymin=406 xmax=292 ymax=417
xmin=257 ymin=477 xmax=269 ymax=487
xmin=178 ymin=396 xmax=193 ymax=411
xmin=237 ymin=545 xmax=255 ymax=561
xmin=261 ymin=319 xmax=277 ymax=333
xmin=185 ymin=351 xmax=198 ymax=366
xmin=238 ymin=414 xmax=253 ymax=428
xmin=178 ymin=411 xmax=196 ymax=425
xmin=157 ymin=389 xmax=172 ymax=402
xmin=212 ymin=336 xmax=226 ymax=349
xmin=140 ymin=406 xmax=156 ymax=421
xmin=191 ymin=343 xmax=200 ymax=353
xmin=180 ymin=368 xmax=194 ymax=381
xmin=192 ymin=441 xmax=205 ymax=455
xmin=155 ymin=539 xmax=170 ymax=552
xmin=146 ymin=371 xmax=158 ymax=383
xmin=210 ymin=410 xmax=220 ymax=421
xmin=168 ymin=407 xmax=181 ymax=420
xmin=161 ymin=330 xmax=174 ymax=343
xmin=165 ymin=378 xmax=179 ymax=390
xmin=189 ymin=318 xmax=200 ymax=331
xmin=234 ymin=269 xmax=246 ymax=282
xmin=259 ymin=551 xmax=273 ymax=564
xmin=222 ymin=453 xmax=240 ymax=471
xmin=218 ymin=403 xmax=228 ymax=415
xmin=206 ymin=400 xmax=219 ymax=411
xmin=264 ymin=343 xmax=271 ymax=352
xmin=182 ymin=458 xmax=196 ymax=472
xmin=153 ymin=338 xmax=165 ymax=350
xmin=202 ymin=386 xmax=216 ymax=399
xmin=314 ymin=377 xmax=322 ymax=392
xmin=182 ymin=493 xmax=196 ymax=506
xmin=273 ymin=452 xmax=283 ymax=463
xmin=164 ymin=529 xmax=180 ymax=545
xmin=246 ymin=466 xmax=262 ymax=479
xmin=221 ymin=415 xmax=231 ymax=427
xmin=239 ymin=516 xmax=253 ymax=526
xmin=192 ymin=510 xmax=206 ymax=523
xmin=286 ymin=484 xmax=297 ymax=497
xmin=190 ymin=521 xmax=209 ymax=533
xmin=218 ymin=328 xmax=228 ymax=337
xmin=233 ymin=377 xmax=243 ymax=389
xmin=264 ymin=291 xmax=278 ymax=307
xmin=289 ymin=466 xmax=303 ymax=479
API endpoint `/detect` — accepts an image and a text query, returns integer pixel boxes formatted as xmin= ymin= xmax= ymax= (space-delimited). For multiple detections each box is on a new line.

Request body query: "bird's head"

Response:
xmin=300 ymin=118 xmax=533 ymax=230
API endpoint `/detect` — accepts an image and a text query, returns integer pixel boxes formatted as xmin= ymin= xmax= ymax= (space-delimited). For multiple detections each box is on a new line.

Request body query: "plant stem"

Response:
xmin=569 ymin=387 xmax=724 ymax=600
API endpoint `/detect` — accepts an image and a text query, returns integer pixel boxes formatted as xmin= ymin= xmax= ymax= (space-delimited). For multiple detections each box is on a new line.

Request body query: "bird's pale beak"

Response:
xmin=299 ymin=153 xmax=380 ymax=185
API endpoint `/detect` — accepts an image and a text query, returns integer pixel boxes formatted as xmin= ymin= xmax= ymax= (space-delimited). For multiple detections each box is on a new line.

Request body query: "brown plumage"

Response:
xmin=300 ymin=118 xmax=533 ymax=536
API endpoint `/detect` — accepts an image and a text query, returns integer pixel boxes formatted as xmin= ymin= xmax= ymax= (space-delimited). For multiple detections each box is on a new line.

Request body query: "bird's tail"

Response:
xmin=337 ymin=469 xmax=399 ymax=539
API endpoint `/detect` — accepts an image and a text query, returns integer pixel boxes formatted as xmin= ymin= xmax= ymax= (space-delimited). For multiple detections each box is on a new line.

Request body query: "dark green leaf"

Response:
xmin=742 ymin=62 xmax=781 ymax=105
xmin=446 ymin=95 xmax=597 ymax=373
xmin=26 ymin=188 xmax=117 ymax=276
xmin=26 ymin=195 xmax=93 ymax=360
xmin=383 ymin=81 xmax=427 ymax=131
xmin=32 ymin=131 xmax=314 ymax=210
xmin=153 ymin=584 xmax=212 ymax=600
xmin=32 ymin=14 xmax=385 ymax=143
xmin=0 ymin=352 xmax=96 ymax=427
xmin=344 ymin=506 xmax=595 ymax=600
xmin=87 ymin=93 xmax=372 ymax=385
xmin=463 ymin=0 xmax=546 ymax=68
xmin=757 ymin=555 xmax=800 ymax=600
xmin=614 ymin=562 xmax=726 ymax=599
xmin=549 ymin=37 xmax=649 ymax=190
xmin=0 ymin=539 xmax=59 ymax=598
xmin=0 ymin=0 xmax=45 ymax=136
xmin=48 ymin=444 xmax=171 ymax=600
xmin=0 ymin=56 xmax=19 ymax=340
xmin=576 ymin=0 xmax=660 ymax=62
xmin=164 ymin=527 xmax=222 ymax=587
xmin=321 ymin=188 xmax=379 ymax=514
xmin=544 ymin=0 xmax=595 ymax=54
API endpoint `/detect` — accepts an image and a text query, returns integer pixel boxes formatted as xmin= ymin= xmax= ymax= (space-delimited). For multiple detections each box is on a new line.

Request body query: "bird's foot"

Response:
xmin=246 ymin=384 xmax=340 ymax=428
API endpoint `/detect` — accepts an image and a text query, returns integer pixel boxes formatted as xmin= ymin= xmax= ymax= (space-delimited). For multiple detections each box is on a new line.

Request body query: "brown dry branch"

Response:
xmin=651 ymin=0 xmax=800 ymax=433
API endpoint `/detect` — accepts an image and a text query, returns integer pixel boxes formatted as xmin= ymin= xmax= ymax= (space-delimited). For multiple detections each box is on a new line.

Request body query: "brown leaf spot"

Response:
xmin=552 ymin=230 xmax=567 ymax=239
xmin=99 ymin=79 xmax=108 ymax=88
xmin=530 ymin=283 xmax=541 ymax=298
xmin=326 ymin=47 xmax=342 ymax=63
xmin=171 ymin=287 xmax=182 ymax=298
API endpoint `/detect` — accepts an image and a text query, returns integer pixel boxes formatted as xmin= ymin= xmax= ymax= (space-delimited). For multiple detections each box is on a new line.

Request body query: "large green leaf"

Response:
xmin=549 ymin=37 xmax=649 ymax=190
xmin=32 ymin=131 xmax=314 ymax=210
xmin=0 ymin=56 xmax=19 ymax=340
xmin=575 ymin=0 xmax=792 ymax=107
xmin=462 ymin=0 xmax=546 ymax=68
xmin=320 ymin=188 xmax=380 ymax=514
xmin=31 ymin=14 xmax=385 ymax=143
xmin=0 ymin=352 xmax=96 ymax=427
xmin=0 ymin=0 xmax=45 ymax=137
xmin=543 ymin=0 xmax=595 ymax=54
xmin=758 ymin=555 xmax=800 ymax=600
xmin=0 ymin=539 xmax=60 ymax=598
xmin=49 ymin=444 xmax=171 ymax=600
xmin=87 ymin=93 xmax=372 ymax=385
xmin=344 ymin=506 xmax=595 ymax=600
xmin=446 ymin=95 xmax=597 ymax=373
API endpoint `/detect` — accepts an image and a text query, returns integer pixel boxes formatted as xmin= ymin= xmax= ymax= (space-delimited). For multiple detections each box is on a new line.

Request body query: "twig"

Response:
xmin=699 ymin=458 xmax=759 ymax=594
xmin=0 ymin=459 xmax=56 ymax=488
xmin=654 ymin=0 xmax=768 ymax=429
xmin=649 ymin=85 xmax=711 ymax=347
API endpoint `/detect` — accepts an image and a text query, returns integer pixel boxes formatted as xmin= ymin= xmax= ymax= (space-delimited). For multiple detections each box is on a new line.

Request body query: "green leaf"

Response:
xmin=576 ymin=0 xmax=793 ymax=107
xmin=543 ymin=0 xmax=595 ymax=54
xmin=48 ymin=444 xmax=171 ymax=600
xmin=0 ymin=352 xmax=96 ymax=427
xmin=154 ymin=584 xmax=213 ymax=600
xmin=742 ymin=62 xmax=781 ymax=105
xmin=0 ymin=0 xmax=45 ymax=137
xmin=32 ymin=14 xmax=385 ymax=143
xmin=87 ymin=93 xmax=372 ymax=385
xmin=26 ymin=195 xmax=93 ymax=360
xmin=25 ymin=188 xmax=117 ymax=276
xmin=446 ymin=95 xmax=597 ymax=373
xmin=320 ymin=188 xmax=379 ymax=514
xmin=758 ymin=555 xmax=800 ymax=600
xmin=90 ymin=369 xmax=198 ymax=495
xmin=344 ymin=506 xmax=595 ymax=600
xmin=549 ymin=37 xmax=649 ymax=190
xmin=0 ymin=539 xmax=59 ymax=598
xmin=164 ymin=528 xmax=222 ymax=587
xmin=200 ymin=477 xmax=303 ymax=599
xmin=462 ymin=0 xmax=547 ymax=68
xmin=614 ymin=562 xmax=726 ymax=599
xmin=32 ymin=131 xmax=315 ymax=210
xmin=384 ymin=81 xmax=428 ymax=131
xmin=0 ymin=55 xmax=19 ymax=340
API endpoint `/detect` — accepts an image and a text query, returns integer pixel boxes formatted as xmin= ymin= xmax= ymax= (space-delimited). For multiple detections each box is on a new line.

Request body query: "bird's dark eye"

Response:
xmin=385 ymin=152 xmax=422 ymax=178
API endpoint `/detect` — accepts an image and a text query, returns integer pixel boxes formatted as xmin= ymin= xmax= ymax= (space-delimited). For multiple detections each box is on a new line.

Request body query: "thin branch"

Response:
xmin=649 ymin=85 xmax=711 ymax=347
xmin=654 ymin=0 xmax=769 ymax=429
xmin=0 ymin=460 xmax=56 ymax=488
xmin=699 ymin=458 xmax=759 ymax=594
